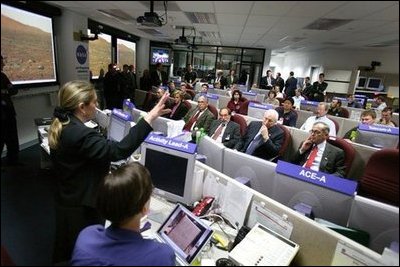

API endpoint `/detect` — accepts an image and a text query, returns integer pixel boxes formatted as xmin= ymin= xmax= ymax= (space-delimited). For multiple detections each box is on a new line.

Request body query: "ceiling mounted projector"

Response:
xmin=137 ymin=1 xmax=163 ymax=27
xmin=174 ymin=27 xmax=189 ymax=45
xmin=137 ymin=12 xmax=162 ymax=27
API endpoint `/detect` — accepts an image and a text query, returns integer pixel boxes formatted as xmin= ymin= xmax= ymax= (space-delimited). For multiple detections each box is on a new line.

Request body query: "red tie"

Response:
xmin=212 ymin=123 xmax=225 ymax=140
xmin=304 ymin=146 xmax=318 ymax=169
xmin=183 ymin=110 xmax=200 ymax=131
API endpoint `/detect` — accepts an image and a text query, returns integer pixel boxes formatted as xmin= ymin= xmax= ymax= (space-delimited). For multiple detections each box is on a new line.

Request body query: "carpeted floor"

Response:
xmin=1 ymin=144 xmax=57 ymax=266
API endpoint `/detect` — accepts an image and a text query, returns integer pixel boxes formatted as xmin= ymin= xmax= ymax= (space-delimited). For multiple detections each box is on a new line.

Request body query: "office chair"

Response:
xmin=327 ymin=136 xmax=356 ymax=177
xmin=270 ymin=124 xmax=292 ymax=163
xmin=231 ymin=114 xmax=247 ymax=136
xmin=207 ymin=104 xmax=219 ymax=119
xmin=327 ymin=115 xmax=340 ymax=135
xmin=358 ymin=148 xmax=399 ymax=206
xmin=340 ymin=107 xmax=350 ymax=118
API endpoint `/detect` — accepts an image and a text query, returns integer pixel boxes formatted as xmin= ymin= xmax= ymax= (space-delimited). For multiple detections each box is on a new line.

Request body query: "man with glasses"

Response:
xmin=183 ymin=95 xmax=214 ymax=138
xmin=292 ymin=122 xmax=345 ymax=178
xmin=234 ymin=109 xmax=284 ymax=161
xmin=208 ymin=108 xmax=240 ymax=148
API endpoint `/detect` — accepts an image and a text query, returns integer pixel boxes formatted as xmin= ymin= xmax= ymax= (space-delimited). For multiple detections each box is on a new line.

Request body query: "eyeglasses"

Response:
xmin=219 ymin=113 xmax=229 ymax=117
xmin=198 ymin=101 xmax=206 ymax=103
xmin=309 ymin=129 xmax=323 ymax=135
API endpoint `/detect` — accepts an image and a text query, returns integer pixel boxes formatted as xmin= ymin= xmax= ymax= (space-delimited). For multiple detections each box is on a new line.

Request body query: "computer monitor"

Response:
xmin=107 ymin=110 xmax=133 ymax=142
xmin=206 ymin=94 xmax=219 ymax=108
xmin=366 ymin=77 xmax=383 ymax=91
xmin=300 ymin=100 xmax=319 ymax=112
xmin=247 ymin=102 xmax=273 ymax=120
xmin=271 ymin=172 xmax=354 ymax=226
xmin=95 ymin=108 xmax=110 ymax=129
xmin=152 ymin=116 xmax=174 ymax=136
xmin=347 ymin=195 xmax=399 ymax=254
xmin=140 ymin=138 xmax=197 ymax=206
xmin=131 ymin=108 xmax=147 ymax=123
xmin=356 ymin=76 xmax=367 ymax=89
xmin=223 ymin=148 xmax=277 ymax=197
xmin=197 ymin=135 xmax=225 ymax=172
xmin=354 ymin=124 xmax=399 ymax=148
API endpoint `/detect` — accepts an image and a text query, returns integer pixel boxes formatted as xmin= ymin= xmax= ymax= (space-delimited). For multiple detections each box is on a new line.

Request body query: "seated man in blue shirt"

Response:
xmin=71 ymin=162 xmax=175 ymax=266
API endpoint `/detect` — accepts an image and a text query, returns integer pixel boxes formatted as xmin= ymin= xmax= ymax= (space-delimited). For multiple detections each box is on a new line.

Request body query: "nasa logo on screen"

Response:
xmin=76 ymin=45 xmax=87 ymax=65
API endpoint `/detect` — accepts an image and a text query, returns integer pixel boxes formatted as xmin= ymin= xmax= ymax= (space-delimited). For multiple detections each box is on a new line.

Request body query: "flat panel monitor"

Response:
xmin=156 ymin=204 xmax=213 ymax=265
xmin=95 ymin=108 xmax=110 ymax=129
xmin=140 ymin=142 xmax=196 ymax=206
xmin=151 ymin=47 xmax=171 ymax=65
xmin=152 ymin=116 xmax=174 ymax=136
xmin=300 ymin=100 xmax=319 ymax=112
xmin=223 ymin=148 xmax=277 ymax=197
xmin=347 ymin=195 xmax=399 ymax=254
xmin=131 ymin=108 xmax=146 ymax=124
xmin=354 ymin=125 xmax=399 ymax=149
xmin=365 ymin=77 xmax=383 ymax=91
xmin=197 ymin=135 xmax=225 ymax=172
xmin=271 ymin=172 xmax=354 ymax=226
xmin=107 ymin=112 xmax=132 ymax=142
xmin=247 ymin=103 xmax=273 ymax=120
xmin=356 ymin=76 xmax=367 ymax=89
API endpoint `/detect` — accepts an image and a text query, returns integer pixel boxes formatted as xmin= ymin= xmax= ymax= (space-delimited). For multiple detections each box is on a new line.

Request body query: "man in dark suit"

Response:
xmin=275 ymin=72 xmax=285 ymax=92
xmin=208 ymin=107 xmax=240 ymax=148
xmin=284 ymin=71 xmax=297 ymax=98
xmin=234 ymin=109 xmax=284 ymax=161
xmin=151 ymin=62 xmax=168 ymax=86
xmin=214 ymin=70 xmax=228 ymax=89
xmin=309 ymin=73 xmax=328 ymax=102
xmin=260 ymin=70 xmax=275 ymax=90
xmin=183 ymin=95 xmax=215 ymax=138
xmin=291 ymin=121 xmax=346 ymax=178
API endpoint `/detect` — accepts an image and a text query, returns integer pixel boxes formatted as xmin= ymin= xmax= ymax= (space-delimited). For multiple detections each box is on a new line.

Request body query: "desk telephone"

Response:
xmin=228 ymin=223 xmax=299 ymax=266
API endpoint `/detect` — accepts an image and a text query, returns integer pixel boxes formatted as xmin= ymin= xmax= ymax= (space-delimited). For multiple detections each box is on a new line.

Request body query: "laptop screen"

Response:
xmin=157 ymin=204 xmax=214 ymax=264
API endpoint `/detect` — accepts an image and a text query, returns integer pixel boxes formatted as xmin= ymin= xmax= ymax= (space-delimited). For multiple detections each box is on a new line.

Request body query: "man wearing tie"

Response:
xmin=183 ymin=95 xmax=215 ymax=139
xmin=208 ymin=108 xmax=240 ymax=148
xmin=291 ymin=122 xmax=346 ymax=178
xmin=234 ymin=109 xmax=284 ymax=161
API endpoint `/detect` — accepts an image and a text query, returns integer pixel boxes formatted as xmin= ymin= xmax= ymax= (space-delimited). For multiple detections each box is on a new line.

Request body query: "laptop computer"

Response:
xmin=154 ymin=204 xmax=214 ymax=266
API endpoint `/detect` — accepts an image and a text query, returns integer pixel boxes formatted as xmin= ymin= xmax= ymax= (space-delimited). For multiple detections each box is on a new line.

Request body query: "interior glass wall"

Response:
xmin=170 ymin=45 xmax=264 ymax=89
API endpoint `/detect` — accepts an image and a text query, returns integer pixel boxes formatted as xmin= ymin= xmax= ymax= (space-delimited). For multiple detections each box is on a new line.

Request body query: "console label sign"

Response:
xmin=249 ymin=102 xmax=272 ymax=110
xmin=358 ymin=123 xmax=399 ymax=135
xmin=276 ymin=160 xmax=357 ymax=196
xmin=145 ymin=133 xmax=197 ymax=154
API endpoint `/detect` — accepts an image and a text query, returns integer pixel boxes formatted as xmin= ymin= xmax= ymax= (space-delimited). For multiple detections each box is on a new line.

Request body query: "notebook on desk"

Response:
xmin=154 ymin=204 xmax=214 ymax=266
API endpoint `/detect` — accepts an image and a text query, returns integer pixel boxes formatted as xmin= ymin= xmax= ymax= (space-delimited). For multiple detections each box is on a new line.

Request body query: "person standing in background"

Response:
xmin=184 ymin=64 xmax=197 ymax=88
xmin=284 ymin=71 xmax=297 ymax=99
xmin=310 ymin=73 xmax=328 ymax=102
xmin=1 ymin=55 xmax=20 ymax=166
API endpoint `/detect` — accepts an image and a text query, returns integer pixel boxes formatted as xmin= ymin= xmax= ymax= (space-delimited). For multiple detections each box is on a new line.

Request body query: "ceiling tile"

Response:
xmin=245 ymin=15 xmax=280 ymax=27
xmin=251 ymin=2 xmax=296 ymax=16
xmin=175 ymin=1 xmax=214 ymax=12
xmin=214 ymin=1 xmax=254 ymax=14
xmin=216 ymin=13 xmax=248 ymax=26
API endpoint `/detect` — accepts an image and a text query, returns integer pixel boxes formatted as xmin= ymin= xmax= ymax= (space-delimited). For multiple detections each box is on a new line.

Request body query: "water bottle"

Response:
xmin=195 ymin=127 xmax=200 ymax=144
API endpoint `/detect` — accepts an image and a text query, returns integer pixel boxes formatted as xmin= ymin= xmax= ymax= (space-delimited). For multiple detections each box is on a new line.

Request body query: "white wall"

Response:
xmin=271 ymin=48 xmax=399 ymax=81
